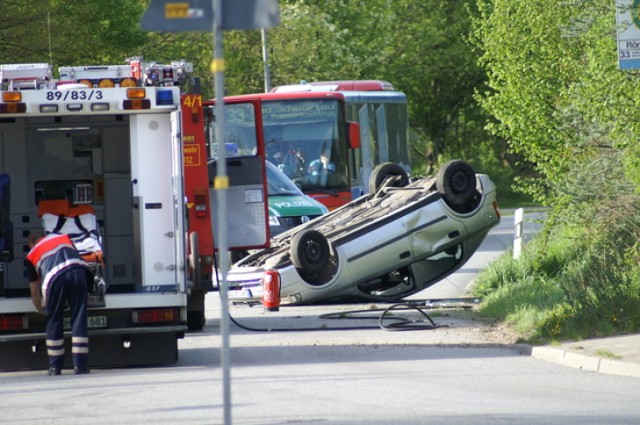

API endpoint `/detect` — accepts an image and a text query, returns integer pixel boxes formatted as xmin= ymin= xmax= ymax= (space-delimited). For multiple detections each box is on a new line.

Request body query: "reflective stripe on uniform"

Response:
xmin=41 ymin=257 xmax=88 ymax=303
xmin=47 ymin=348 xmax=65 ymax=356
xmin=47 ymin=338 xmax=65 ymax=357
xmin=72 ymin=336 xmax=89 ymax=354
xmin=26 ymin=233 xmax=89 ymax=304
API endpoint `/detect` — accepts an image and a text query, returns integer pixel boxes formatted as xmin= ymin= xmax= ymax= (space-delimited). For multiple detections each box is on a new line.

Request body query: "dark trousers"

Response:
xmin=46 ymin=267 xmax=89 ymax=369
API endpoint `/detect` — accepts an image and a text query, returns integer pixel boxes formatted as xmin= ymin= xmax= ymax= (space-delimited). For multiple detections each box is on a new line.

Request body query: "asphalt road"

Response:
xmin=3 ymin=211 xmax=640 ymax=425
xmin=2 ymin=301 xmax=639 ymax=425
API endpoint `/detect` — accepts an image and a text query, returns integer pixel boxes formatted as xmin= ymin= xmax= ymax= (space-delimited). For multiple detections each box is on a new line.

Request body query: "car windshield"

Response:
xmin=266 ymin=161 xmax=303 ymax=196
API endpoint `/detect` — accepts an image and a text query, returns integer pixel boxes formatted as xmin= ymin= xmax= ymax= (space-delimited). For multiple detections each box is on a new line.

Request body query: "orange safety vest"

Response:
xmin=26 ymin=234 xmax=88 ymax=302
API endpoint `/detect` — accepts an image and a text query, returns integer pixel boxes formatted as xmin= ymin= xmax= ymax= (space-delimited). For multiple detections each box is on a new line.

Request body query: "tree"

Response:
xmin=0 ymin=1 xmax=55 ymax=63
xmin=1 ymin=1 xmax=514 ymax=191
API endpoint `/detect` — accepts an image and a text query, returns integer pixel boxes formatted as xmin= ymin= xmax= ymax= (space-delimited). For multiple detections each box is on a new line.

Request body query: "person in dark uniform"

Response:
xmin=26 ymin=231 xmax=91 ymax=376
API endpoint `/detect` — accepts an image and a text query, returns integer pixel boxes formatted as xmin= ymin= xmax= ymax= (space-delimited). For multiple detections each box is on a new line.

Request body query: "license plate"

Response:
xmin=229 ymin=288 xmax=253 ymax=299
xmin=63 ymin=316 xmax=107 ymax=330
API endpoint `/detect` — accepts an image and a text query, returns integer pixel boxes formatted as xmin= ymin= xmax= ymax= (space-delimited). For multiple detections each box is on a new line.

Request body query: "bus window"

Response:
xmin=208 ymin=103 xmax=259 ymax=158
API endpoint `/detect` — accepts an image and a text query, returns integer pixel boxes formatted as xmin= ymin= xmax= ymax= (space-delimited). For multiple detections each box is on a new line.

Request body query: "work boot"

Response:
xmin=73 ymin=367 xmax=90 ymax=375
xmin=48 ymin=367 xmax=61 ymax=376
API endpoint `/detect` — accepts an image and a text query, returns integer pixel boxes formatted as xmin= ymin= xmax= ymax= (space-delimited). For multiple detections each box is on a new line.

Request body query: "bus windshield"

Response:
xmin=342 ymin=92 xmax=410 ymax=195
xmin=261 ymin=99 xmax=349 ymax=194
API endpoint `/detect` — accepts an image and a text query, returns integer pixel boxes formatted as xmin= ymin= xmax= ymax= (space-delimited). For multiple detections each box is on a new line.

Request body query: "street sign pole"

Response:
xmin=261 ymin=28 xmax=272 ymax=93
xmin=140 ymin=2 xmax=280 ymax=423
xmin=211 ymin=0 xmax=232 ymax=423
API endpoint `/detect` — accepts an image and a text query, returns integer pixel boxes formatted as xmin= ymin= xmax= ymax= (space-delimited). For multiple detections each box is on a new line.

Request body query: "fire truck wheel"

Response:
xmin=187 ymin=311 xmax=206 ymax=331
xmin=368 ymin=162 xmax=410 ymax=194
xmin=189 ymin=232 xmax=202 ymax=290
xmin=436 ymin=160 xmax=476 ymax=208
xmin=290 ymin=229 xmax=330 ymax=275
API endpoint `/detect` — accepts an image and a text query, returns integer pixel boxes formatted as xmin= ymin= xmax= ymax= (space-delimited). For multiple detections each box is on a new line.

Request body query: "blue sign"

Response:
xmin=617 ymin=0 xmax=640 ymax=69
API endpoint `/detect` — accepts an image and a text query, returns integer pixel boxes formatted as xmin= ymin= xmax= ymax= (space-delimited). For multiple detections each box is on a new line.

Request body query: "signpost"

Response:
xmin=616 ymin=0 xmax=640 ymax=69
xmin=140 ymin=0 xmax=280 ymax=31
xmin=140 ymin=2 xmax=280 ymax=424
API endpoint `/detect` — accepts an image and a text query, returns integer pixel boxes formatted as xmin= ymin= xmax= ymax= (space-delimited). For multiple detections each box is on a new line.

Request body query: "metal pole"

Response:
xmin=212 ymin=0 xmax=232 ymax=423
xmin=261 ymin=28 xmax=272 ymax=93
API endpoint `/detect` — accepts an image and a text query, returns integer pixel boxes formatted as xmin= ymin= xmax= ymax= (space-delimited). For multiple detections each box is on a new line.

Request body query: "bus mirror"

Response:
xmin=348 ymin=122 xmax=360 ymax=149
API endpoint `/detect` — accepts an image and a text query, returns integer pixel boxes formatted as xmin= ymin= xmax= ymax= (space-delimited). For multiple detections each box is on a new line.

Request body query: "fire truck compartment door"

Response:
xmin=209 ymin=156 xmax=268 ymax=249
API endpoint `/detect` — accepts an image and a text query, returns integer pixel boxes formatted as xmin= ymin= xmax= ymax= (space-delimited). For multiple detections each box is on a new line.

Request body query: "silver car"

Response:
xmin=226 ymin=160 xmax=500 ymax=305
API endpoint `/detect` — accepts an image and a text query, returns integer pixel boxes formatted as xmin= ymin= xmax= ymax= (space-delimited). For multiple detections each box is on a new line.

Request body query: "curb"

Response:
xmin=531 ymin=346 xmax=640 ymax=378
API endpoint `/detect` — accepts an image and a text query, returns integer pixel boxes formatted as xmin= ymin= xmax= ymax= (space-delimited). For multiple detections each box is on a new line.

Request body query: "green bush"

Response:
xmin=473 ymin=191 xmax=640 ymax=342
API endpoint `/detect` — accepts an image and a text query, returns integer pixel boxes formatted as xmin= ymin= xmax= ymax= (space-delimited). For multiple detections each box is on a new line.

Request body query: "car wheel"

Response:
xmin=436 ymin=160 xmax=476 ymax=207
xmin=368 ymin=162 xmax=410 ymax=193
xmin=290 ymin=229 xmax=330 ymax=275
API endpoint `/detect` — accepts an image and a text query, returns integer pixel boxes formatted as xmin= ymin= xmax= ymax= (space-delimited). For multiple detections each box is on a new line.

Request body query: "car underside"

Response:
xmin=228 ymin=160 xmax=500 ymax=304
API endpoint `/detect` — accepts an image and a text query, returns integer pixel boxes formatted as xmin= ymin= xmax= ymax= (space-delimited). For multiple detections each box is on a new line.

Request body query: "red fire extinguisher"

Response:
xmin=262 ymin=269 xmax=280 ymax=312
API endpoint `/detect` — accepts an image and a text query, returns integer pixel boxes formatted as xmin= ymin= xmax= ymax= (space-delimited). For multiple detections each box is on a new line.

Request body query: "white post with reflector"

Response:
xmin=513 ymin=208 xmax=524 ymax=259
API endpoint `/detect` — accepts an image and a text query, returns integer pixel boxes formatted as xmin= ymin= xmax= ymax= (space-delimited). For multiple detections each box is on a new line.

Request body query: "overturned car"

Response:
xmin=226 ymin=160 xmax=500 ymax=305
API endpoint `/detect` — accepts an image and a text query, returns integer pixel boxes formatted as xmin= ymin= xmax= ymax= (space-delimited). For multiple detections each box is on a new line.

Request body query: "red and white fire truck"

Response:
xmin=0 ymin=61 xmax=268 ymax=370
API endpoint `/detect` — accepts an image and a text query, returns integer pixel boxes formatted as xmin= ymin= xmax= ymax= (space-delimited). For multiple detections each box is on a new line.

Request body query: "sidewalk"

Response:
xmin=531 ymin=334 xmax=640 ymax=378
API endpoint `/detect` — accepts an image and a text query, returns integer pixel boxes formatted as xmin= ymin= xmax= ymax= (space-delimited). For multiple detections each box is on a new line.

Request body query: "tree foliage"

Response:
xmin=471 ymin=0 xmax=640 ymax=204
xmin=263 ymin=0 xmax=499 ymax=176
xmin=1 ymin=0 xmax=513 ymax=191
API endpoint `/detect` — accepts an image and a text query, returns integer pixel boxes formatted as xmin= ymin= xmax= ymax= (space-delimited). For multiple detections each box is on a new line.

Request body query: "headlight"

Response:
xmin=269 ymin=215 xmax=280 ymax=226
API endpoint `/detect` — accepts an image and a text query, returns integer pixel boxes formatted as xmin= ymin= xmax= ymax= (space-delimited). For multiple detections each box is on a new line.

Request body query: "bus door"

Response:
xmin=206 ymin=99 xmax=269 ymax=251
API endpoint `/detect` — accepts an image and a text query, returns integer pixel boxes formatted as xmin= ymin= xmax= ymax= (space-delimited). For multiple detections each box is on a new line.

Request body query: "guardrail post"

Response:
xmin=513 ymin=208 xmax=524 ymax=259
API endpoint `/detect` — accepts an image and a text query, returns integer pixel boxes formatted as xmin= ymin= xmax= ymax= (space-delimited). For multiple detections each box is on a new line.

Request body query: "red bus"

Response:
xmin=212 ymin=81 xmax=409 ymax=210
xmin=270 ymin=80 xmax=411 ymax=201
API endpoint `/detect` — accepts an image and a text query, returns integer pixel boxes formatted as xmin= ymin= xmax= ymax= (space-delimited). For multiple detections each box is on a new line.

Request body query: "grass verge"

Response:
xmin=471 ymin=207 xmax=640 ymax=344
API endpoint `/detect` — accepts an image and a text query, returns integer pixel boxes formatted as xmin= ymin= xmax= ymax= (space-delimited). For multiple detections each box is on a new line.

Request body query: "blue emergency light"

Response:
xmin=156 ymin=89 xmax=174 ymax=106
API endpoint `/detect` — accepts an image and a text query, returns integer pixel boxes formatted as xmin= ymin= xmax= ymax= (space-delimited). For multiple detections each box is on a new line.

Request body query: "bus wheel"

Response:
xmin=368 ymin=162 xmax=410 ymax=193
xmin=290 ymin=230 xmax=330 ymax=275
xmin=436 ymin=160 xmax=476 ymax=208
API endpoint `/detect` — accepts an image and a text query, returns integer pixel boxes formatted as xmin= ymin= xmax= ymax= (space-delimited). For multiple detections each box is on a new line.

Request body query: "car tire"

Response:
xmin=368 ymin=162 xmax=410 ymax=193
xmin=436 ymin=160 xmax=476 ymax=207
xmin=290 ymin=229 xmax=330 ymax=275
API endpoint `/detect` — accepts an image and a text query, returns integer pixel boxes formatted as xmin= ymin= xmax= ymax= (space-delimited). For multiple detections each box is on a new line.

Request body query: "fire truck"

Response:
xmin=128 ymin=58 xmax=215 ymax=332
xmin=0 ymin=62 xmax=268 ymax=370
